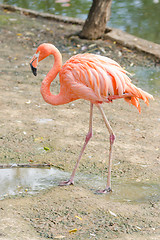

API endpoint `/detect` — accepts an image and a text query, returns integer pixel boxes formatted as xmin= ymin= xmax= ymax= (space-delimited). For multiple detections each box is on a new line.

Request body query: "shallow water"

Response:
xmin=129 ymin=66 xmax=160 ymax=97
xmin=0 ymin=167 xmax=160 ymax=203
xmin=0 ymin=167 xmax=69 ymax=200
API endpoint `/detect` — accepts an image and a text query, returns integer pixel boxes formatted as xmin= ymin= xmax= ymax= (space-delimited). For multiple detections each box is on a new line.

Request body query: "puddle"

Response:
xmin=0 ymin=167 xmax=160 ymax=203
xmin=0 ymin=167 xmax=70 ymax=200
xmin=81 ymin=174 xmax=160 ymax=203
xmin=107 ymin=180 xmax=160 ymax=203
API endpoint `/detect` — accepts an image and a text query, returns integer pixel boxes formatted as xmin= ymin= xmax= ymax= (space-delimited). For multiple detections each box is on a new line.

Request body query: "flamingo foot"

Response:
xmin=96 ymin=187 xmax=112 ymax=194
xmin=58 ymin=179 xmax=74 ymax=186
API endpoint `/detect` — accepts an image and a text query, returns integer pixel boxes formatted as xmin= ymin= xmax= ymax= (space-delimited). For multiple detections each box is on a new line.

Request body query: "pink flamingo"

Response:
xmin=30 ymin=43 xmax=153 ymax=193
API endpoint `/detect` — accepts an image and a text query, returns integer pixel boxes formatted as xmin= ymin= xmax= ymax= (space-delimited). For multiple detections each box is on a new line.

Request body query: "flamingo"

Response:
xmin=30 ymin=43 xmax=153 ymax=193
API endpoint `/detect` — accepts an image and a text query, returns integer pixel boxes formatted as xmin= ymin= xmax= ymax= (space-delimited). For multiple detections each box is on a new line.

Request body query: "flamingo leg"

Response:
xmin=96 ymin=104 xmax=115 ymax=193
xmin=59 ymin=103 xmax=93 ymax=186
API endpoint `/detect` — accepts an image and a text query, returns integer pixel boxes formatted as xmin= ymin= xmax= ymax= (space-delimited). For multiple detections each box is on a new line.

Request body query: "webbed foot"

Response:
xmin=59 ymin=179 xmax=74 ymax=186
xmin=96 ymin=187 xmax=112 ymax=194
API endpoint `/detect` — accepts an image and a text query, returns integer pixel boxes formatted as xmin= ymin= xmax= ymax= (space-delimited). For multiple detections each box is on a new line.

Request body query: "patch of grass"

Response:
xmin=0 ymin=14 xmax=11 ymax=25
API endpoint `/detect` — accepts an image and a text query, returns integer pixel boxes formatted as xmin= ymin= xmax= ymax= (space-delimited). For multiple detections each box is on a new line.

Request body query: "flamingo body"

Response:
xmin=30 ymin=43 xmax=153 ymax=192
xmin=60 ymin=53 xmax=152 ymax=111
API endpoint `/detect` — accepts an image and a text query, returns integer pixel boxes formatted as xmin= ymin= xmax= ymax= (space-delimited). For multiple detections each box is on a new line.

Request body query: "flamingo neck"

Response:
xmin=40 ymin=47 xmax=65 ymax=105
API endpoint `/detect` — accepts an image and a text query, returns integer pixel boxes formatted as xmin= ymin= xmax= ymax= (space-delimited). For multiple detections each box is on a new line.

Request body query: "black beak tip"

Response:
xmin=30 ymin=63 xmax=37 ymax=76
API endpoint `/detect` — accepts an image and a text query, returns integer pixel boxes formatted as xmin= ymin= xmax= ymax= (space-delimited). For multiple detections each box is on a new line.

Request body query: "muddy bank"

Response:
xmin=0 ymin=7 xmax=160 ymax=240
xmin=1 ymin=4 xmax=160 ymax=59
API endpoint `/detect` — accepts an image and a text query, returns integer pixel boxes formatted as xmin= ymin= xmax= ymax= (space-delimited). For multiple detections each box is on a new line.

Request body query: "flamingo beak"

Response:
xmin=30 ymin=52 xmax=39 ymax=76
xmin=30 ymin=63 xmax=37 ymax=76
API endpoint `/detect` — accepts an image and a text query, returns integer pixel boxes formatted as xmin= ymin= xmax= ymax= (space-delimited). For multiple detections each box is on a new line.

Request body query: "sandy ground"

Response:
xmin=0 ymin=8 xmax=160 ymax=240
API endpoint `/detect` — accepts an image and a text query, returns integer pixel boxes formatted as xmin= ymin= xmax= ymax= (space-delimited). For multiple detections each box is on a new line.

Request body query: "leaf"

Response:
xmin=34 ymin=137 xmax=44 ymax=142
xmin=75 ymin=216 xmax=82 ymax=221
xmin=69 ymin=228 xmax=77 ymax=233
xmin=44 ymin=147 xmax=50 ymax=151
xmin=25 ymin=100 xmax=31 ymax=104
xmin=136 ymin=226 xmax=142 ymax=230
xmin=54 ymin=235 xmax=66 ymax=239
xmin=28 ymin=159 xmax=34 ymax=162
xmin=88 ymin=43 xmax=97 ymax=49
xmin=108 ymin=210 xmax=117 ymax=217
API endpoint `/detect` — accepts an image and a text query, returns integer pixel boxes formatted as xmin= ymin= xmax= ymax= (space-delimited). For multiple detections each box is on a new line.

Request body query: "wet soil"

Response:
xmin=0 ymin=8 xmax=160 ymax=240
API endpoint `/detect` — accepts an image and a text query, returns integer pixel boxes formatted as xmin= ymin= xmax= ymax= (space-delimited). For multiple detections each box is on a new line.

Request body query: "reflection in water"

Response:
xmin=109 ymin=0 xmax=160 ymax=44
xmin=0 ymin=167 xmax=160 ymax=203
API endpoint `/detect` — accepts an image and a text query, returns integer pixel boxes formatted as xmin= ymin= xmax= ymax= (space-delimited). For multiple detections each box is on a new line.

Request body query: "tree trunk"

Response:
xmin=80 ymin=0 xmax=112 ymax=40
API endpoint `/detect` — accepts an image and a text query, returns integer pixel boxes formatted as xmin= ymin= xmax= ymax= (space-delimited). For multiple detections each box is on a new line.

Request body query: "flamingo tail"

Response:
xmin=124 ymin=83 xmax=154 ymax=113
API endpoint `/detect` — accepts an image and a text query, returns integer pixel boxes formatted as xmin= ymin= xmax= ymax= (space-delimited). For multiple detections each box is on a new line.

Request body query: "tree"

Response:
xmin=80 ymin=0 xmax=112 ymax=40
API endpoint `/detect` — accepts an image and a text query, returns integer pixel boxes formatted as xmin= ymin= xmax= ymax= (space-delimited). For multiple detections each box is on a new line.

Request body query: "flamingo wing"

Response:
xmin=59 ymin=54 xmax=153 ymax=111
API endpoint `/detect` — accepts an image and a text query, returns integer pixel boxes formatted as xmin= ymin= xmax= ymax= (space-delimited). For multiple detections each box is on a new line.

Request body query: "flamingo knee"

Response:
xmin=85 ymin=129 xmax=93 ymax=143
xmin=110 ymin=133 xmax=115 ymax=145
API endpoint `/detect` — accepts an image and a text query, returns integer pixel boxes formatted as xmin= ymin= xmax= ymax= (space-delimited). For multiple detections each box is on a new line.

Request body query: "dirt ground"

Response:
xmin=0 ymin=7 xmax=160 ymax=240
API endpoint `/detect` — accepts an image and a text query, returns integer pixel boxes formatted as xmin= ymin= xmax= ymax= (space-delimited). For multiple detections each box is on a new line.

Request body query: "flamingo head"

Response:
xmin=30 ymin=43 xmax=53 ymax=76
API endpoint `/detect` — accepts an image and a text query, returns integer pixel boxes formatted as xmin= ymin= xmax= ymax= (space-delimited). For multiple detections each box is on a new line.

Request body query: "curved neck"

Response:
xmin=40 ymin=46 xmax=65 ymax=105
